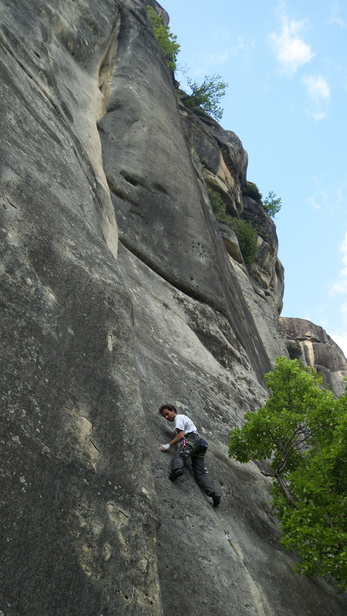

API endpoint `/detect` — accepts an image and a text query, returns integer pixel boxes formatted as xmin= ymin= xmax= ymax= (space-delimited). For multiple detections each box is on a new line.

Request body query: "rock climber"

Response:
xmin=158 ymin=403 xmax=221 ymax=507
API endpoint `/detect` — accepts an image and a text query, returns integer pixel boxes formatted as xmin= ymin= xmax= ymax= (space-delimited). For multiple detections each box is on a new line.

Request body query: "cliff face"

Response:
xmin=1 ymin=1 xmax=346 ymax=615
xmin=279 ymin=317 xmax=347 ymax=396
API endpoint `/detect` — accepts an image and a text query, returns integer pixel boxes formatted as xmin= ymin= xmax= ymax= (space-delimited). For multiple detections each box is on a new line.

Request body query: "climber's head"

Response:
xmin=159 ymin=404 xmax=177 ymax=422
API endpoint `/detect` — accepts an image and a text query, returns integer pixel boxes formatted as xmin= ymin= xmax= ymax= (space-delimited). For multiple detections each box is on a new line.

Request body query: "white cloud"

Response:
xmin=330 ymin=233 xmax=347 ymax=295
xmin=302 ymin=75 xmax=331 ymax=119
xmin=303 ymin=75 xmax=330 ymax=102
xmin=311 ymin=111 xmax=327 ymax=120
xmin=191 ymin=35 xmax=256 ymax=78
xmin=269 ymin=16 xmax=315 ymax=76
xmin=330 ymin=303 xmax=347 ymax=357
xmin=205 ymin=50 xmax=233 ymax=66
xmin=308 ymin=178 xmax=343 ymax=212
xmin=327 ymin=222 xmax=347 ymax=361
xmin=329 ymin=247 xmax=347 ymax=357
xmin=330 ymin=330 xmax=347 ymax=357
xmin=326 ymin=0 xmax=346 ymax=28
xmin=308 ymin=193 xmax=324 ymax=211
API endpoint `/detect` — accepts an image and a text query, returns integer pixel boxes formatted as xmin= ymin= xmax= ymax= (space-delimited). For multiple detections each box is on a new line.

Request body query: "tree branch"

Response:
xmin=274 ymin=473 xmax=298 ymax=508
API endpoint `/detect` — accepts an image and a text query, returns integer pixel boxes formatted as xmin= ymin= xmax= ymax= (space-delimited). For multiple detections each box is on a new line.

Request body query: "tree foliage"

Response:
xmin=242 ymin=183 xmax=282 ymax=218
xmin=229 ymin=356 xmax=347 ymax=591
xmin=262 ymin=191 xmax=282 ymax=218
xmin=147 ymin=6 xmax=180 ymax=72
xmin=184 ymin=75 xmax=228 ymax=120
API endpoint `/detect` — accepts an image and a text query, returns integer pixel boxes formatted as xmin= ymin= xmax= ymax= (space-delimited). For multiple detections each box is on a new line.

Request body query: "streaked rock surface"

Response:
xmin=279 ymin=317 xmax=347 ymax=395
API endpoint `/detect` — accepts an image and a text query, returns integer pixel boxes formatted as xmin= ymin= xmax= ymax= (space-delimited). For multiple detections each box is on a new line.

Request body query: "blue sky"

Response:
xmin=161 ymin=0 xmax=347 ymax=356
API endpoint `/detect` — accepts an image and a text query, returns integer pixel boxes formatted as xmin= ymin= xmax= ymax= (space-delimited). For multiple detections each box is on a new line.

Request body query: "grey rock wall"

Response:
xmin=1 ymin=1 xmax=161 ymax=614
xmin=1 ymin=1 xmax=346 ymax=615
xmin=279 ymin=317 xmax=347 ymax=395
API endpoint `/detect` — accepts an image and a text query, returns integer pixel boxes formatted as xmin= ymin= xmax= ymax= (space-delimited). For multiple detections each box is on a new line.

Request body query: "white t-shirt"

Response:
xmin=174 ymin=414 xmax=198 ymax=435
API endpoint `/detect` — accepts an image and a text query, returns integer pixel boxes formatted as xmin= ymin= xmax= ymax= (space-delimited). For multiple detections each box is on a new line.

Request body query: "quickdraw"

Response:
xmin=180 ymin=438 xmax=196 ymax=451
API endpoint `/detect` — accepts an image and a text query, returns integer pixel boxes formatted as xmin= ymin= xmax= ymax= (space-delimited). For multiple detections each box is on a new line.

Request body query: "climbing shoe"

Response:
xmin=212 ymin=493 xmax=221 ymax=507
xmin=169 ymin=468 xmax=184 ymax=482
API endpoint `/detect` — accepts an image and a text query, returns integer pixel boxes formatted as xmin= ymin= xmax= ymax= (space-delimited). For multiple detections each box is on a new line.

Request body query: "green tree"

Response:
xmin=147 ymin=6 xmax=180 ymax=72
xmin=262 ymin=191 xmax=282 ymax=218
xmin=229 ymin=356 xmax=347 ymax=591
xmin=184 ymin=75 xmax=228 ymax=120
xmin=242 ymin=183 xmax=282 ymax=218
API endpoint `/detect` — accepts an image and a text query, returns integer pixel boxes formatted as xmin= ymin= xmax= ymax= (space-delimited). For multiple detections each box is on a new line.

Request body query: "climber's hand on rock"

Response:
xmin=159 ymin=443 xmax=170 ymax=451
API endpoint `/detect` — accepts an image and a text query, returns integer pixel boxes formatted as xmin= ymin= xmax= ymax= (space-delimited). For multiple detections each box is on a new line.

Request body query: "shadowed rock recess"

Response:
xmin=1 ymin=1 xmax=346 ymax=615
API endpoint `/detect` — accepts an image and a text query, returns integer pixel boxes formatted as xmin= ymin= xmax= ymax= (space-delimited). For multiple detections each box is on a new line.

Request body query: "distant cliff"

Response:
xmin=1 ymin=1 xmax=346 ymax=615
xmin=279 ymin=317 xmax=347 ymax=395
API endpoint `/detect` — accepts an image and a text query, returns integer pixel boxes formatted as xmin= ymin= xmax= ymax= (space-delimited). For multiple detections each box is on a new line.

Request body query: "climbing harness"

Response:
xmin=180 ymin=436 xmax=208 ymax=459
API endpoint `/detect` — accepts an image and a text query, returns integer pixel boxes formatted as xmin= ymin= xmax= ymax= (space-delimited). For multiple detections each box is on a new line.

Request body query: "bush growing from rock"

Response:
xmin=208 ymin=189 xmax=258 ymax=266
xmin=262 ymin=191 xmax=282 ymax=218
xmin=242 ymin=182 xmax=282 ymax=218
xmin=207 ymin=189 xmax=225 ymax=217
xmin=184 ymin=75 xmax=228 ymax=121
xmin=242 ymin=181 xmax=263 ymax=203
xmin=226 ymin=217 xmax=258 ymax=266
xmin=147 ymin=6 xmax=180 ymax=72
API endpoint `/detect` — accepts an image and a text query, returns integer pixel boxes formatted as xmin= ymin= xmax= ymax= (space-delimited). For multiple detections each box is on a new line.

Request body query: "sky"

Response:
xmin=160 ymin=0 xmax=347 ymax=356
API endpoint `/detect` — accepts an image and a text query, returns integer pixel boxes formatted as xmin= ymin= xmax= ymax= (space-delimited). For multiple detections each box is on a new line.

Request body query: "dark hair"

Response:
xmin=159 ymin=404 xmax=177 ymax=415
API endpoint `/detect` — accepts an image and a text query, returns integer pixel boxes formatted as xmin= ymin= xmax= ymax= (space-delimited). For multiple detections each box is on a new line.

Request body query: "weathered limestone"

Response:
xmin=1 ymin=1 xmax=346 ymax=615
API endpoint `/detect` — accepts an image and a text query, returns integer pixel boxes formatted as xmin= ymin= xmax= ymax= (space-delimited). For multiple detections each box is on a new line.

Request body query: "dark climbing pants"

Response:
xmin=171 ymin=433 xmax=217 ymax=497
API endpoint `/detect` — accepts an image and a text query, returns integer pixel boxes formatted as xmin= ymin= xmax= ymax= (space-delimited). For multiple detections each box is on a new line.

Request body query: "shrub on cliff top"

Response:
xmin=184 ymin=75 xmax=228 ymax=121
xmin=242 ymin=181 xmax=262 ymax=203
xmin=147 ymin=6 xmax=180 ymax=73
xmin=262 ymin=191 xmax=282 ymax=218
xmin=242 ymin=182 xmax=282 ymax=218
